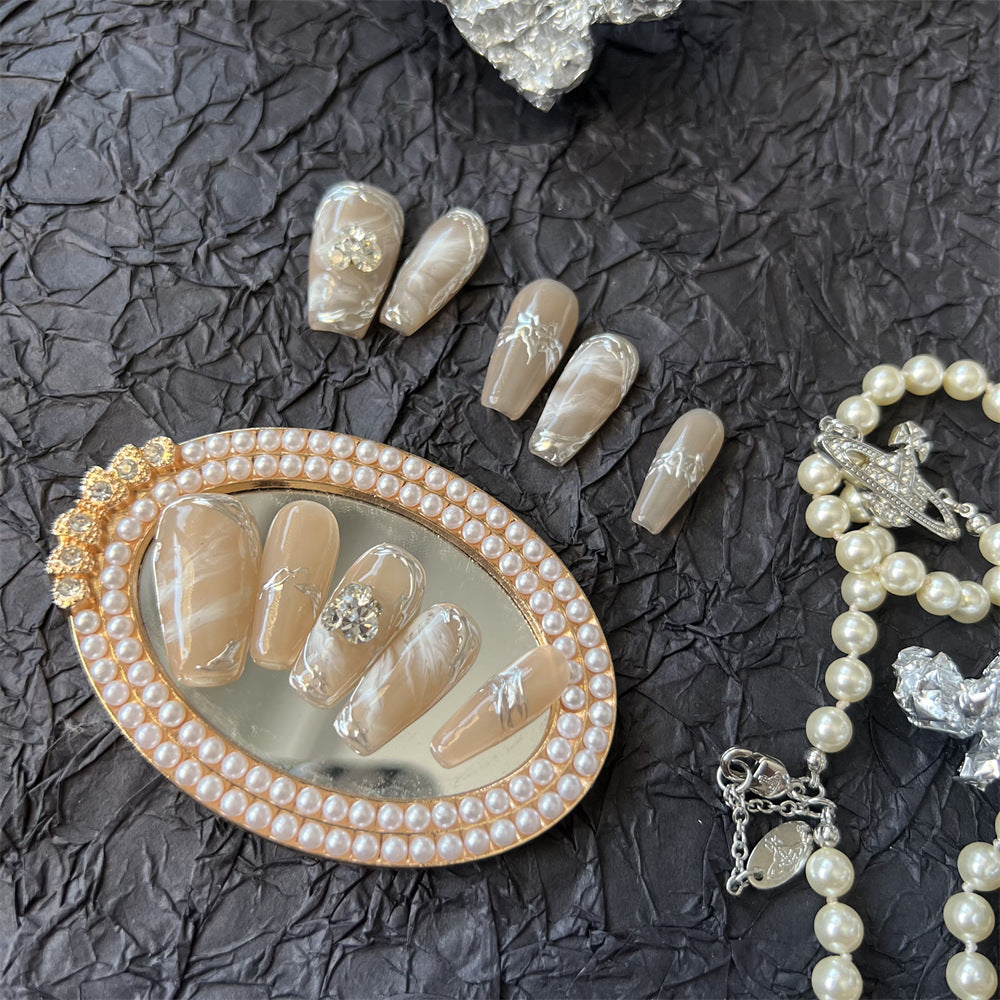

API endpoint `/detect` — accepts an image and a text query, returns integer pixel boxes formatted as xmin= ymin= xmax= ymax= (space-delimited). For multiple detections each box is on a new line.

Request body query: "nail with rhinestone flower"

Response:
xmin=290 ymin=543 xmax=426 ymax=709
xmin=481 ymin=279 xmax=578 ymax=420
xmin=308 ymin=181 xmax=404 ymax=338
xmin=631 ymin=409 xmax=725 ymax=534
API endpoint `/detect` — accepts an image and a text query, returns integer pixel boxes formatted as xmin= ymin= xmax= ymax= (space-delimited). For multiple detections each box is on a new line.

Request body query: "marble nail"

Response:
xmin=631 ymin=408 xmax=725 ymax=534
xmin=153 ymin=495 xmax=261 ymax=687
xmin=380 ymin=208 xmax=488 ymax=335
xmin=250 ymin=501 xmax=340 ymax=671
xmin=289 ymin=543 xmax=425 ymax=709
xmin=334 ymin=604 xmax=482 ymax=756
xmin=529 ymin=332 xmax=639 ymax=467
xmin=430 ymin=645 xmax=572 ymax=768
xmin=308 ymin=181 xmax=404 ymax=338
xmin=481 ymin=278 xmax=578 ymax=419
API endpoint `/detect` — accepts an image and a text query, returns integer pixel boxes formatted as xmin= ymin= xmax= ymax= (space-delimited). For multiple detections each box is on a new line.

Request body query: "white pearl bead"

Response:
xmin=916 ymin=571 xmax=962 ymax=615
xmin=946 ymin=951 xmax=998 ymax=1000
xmin=836 ymin=395 xmax=880 ymax=434
xmin=825 ymin=657 xmax=872 ymax=703
xmin=979 ymin=524 xmax=1000 ymax=565
xmin=944 ymin=892 xmax=996 ymax=943
xmin=943 ymin=359 xmax=989 ymax=401
xmin=879 ymin=552 xmax=926 ymax=596
xmin=806 ymin=848 xmax=855 ymax=898
xmin=812 ymin=955 xmax=863 ymax=1000
xmin=806 ymin=706 xmax=853 ymax=753
xmin=983 ymin=384 xmax=1000 ymax=422
xmin=814 ymin=901 xmax=865 ymax=954
xmin=841 ymin=572 xmax=885 ymax=612
xmin=862 ymin=364 xmax=906 ymax=405
xmin=958 ymin=842 xmax=1000 ymax=892
xmin=798 ymin=455 xmax=842 ymax=495
xmin=835 ymin=532 xmax=881 ymax=573
xmin=984 ymin=566 xmax=1000 ymax=607
xmin=952 ymin=581 xmax=991 ymax=624
xmin=831 ymin=611 xmax=877 ymax=655
xmin=806 ymin=496 xmax=851 ymax=538
xmin=409 ymin=835 xmax=435 ymax=864
xmin=839 ymin=485 xmax=871 ymax=524
xmin=902 ymin=354 xmax=945 ymax=395
xmin=861 ymin=524 xmax=895 ymax=557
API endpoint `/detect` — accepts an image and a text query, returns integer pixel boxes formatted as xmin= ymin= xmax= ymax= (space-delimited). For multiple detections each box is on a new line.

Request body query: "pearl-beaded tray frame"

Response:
xmin=48 ymin=429 xmax=616 ymax=867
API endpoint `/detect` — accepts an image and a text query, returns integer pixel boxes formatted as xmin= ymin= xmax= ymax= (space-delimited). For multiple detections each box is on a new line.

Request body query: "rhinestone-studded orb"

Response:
xmin=320 ymin=582 xmax=381 ymax=644
xmin=328 ymin=225 xmax=382 ymax=273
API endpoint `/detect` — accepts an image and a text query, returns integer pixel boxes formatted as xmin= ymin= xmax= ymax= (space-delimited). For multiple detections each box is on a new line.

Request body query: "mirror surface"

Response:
xmin=137 ymin=488 xmax=545 ymax=799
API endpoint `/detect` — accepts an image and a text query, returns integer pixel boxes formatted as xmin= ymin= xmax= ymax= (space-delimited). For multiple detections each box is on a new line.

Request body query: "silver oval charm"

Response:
xmin=747 ymin=821 xmax=815 ymax=890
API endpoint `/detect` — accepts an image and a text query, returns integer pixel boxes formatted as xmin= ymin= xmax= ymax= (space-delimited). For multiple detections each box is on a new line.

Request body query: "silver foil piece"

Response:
xmin=893 ymin=646 xmax=1000 ymax=789
xmin=441 ymin=0 xmax=682 ymax=111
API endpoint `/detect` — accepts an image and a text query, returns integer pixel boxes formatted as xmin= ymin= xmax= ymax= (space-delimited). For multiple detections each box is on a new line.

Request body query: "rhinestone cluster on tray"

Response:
xmin=53 ymin=428 xmax=616 ymax=866
xmin=321 ymin=583 xmax=381 ymax=643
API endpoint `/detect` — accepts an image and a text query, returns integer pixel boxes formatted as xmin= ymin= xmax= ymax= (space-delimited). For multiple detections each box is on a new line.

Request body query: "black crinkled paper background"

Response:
xmin=1 ymin=1 xmax=998 ymax=997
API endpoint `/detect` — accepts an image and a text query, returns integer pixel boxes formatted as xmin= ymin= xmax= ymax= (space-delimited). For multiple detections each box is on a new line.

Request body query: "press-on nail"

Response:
xmin=153 ymin=495 xmax=261 ymax=687
xmin=380 ymin=208 xmax=488 ymax=335
xmin=334 ymin=604 xmax=482 ymax=756
xmin=481 ymin=278 xmax=578 ymax=419
xmin=308 ymin=181 xmax=404 ymax=338
xmin=430 ymin=645 xmax=572 ymax=768
xmin=289 ymin=543 xmax=425 ymax=709
xmin=631 ymin=408 xmax=725 ymax=534
xmin=250 ymin=501 xmax=340 ymax=670
xmin=529 ymin=332 xmax=639 ymax=467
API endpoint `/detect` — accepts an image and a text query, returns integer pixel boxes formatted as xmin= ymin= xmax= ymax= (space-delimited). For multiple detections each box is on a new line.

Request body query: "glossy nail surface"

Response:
xmin=529 ymin=332 xmax=639 ymax=467
xmin=335 ymin=604 xmax=482 ymax=756
xmin=631 ymin=408 xmax=725 ymax=534
xmin=308 ymin=181 xmax=404 ymax=338
xmin=431 ymin=645 xmax=572 ymax=768
xmin=380 ymin=208 xmax=488 ymax=335
xmin=481 ymin=278 xmax=578 ymax=419
xmin=153 ymin=495 xmax=261 ymax=687
xmin=289 ymin=543 xmax=425 ymax=709
xmin=251 ymin=501 xmax=340 ymax=670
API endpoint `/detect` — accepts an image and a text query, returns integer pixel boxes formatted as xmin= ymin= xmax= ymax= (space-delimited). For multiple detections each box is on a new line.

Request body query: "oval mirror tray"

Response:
xmin=48 ymin=430 xmax=617 ymax=866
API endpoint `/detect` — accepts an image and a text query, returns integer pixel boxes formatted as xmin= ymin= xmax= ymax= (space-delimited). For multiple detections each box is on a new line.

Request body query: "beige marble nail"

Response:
xmin=308 ymin=181 xmax=404 ymax=338
xmin=250 ymin=501 xmax=340 ymax=671
xmin=380 ymin=208 xmax=488 ymax=335
xmin=529 ymin=332 xmax=639 ymax=467
xmin=481 ymin=278 xmax=578 ymax=419
xmin=430 ymin=645 xmax=572 ymax=769
xmin=631 ymin=408 xmax=725 ymax=534
xmin=153 ymin=495 xmax=261 ymax=687
xmin=289 ymin=543 xmax=425 ymax=709
xmin=334 ymin=604 xmax=482 ymax=756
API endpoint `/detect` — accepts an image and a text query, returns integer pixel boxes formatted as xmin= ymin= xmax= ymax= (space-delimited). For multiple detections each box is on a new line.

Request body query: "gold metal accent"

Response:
xmin=110 ymin=444 xmax=152 ymax=487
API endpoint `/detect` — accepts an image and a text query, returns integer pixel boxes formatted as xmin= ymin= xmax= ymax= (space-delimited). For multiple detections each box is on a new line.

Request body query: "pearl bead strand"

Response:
xmin=798 ymin=355 xmax=998 ymax=1000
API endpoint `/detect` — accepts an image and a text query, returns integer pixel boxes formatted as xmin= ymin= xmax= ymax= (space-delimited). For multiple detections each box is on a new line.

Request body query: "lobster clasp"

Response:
xmin=718 ymin=748 xmax=790 ymax=799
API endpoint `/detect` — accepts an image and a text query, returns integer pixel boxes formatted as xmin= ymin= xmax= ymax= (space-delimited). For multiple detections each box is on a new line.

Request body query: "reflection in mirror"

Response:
xmin=138 ymin=489 xmax=547 ymax=798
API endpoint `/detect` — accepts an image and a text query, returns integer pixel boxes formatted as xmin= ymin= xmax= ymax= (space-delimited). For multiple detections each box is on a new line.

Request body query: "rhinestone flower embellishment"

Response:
xmin=327 ymin=225 xmax=383 ymax=273
xmin=321 ymin=582 xmax=382 ymax=644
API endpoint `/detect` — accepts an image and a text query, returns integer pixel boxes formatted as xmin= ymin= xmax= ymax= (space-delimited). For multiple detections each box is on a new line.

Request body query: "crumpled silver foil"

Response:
xmin=893 ymin=646 xmax=1000 ymax=788
xmin=441 ymin=0 xmax=683 ymax=110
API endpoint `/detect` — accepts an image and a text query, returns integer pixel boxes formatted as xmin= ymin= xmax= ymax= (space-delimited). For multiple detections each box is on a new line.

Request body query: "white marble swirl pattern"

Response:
xmin=308 ymin=181 xmax=404 ymax=338
xmin=153 ymin=494 xmax=261 ymax=687
xmin=529 ymin=332 xmax=639 ymax=467
xmin=380 ymin=208 xmax=488 ymax=335
xmin=334 ymin=603 xmax=482 ymax=756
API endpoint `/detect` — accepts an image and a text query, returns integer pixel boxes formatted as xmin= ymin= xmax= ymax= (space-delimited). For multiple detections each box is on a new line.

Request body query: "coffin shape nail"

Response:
xmin=153 ymin=495 xmax=261 ymax=687
xmin=481 ymin=278 xmax=578 ymax=419
xmin=529 ymin=332 xmax=639 ymax=467
xmin=334 ymin=604 xmax=482 ymax=756
xmin=631 ymin=408 xmax=725 ymax=534
xmin=430 ymin=645 xmax=572 ymax=768
xmin=308 ymin=181 xmax=404 ymax=338
xmin=289 ymin=543 xmax=425 ymax=709
xmin=380 ymin=208 xmax=488 ymax=335
xmin=250 ymin=501 xmax=340 ymax=670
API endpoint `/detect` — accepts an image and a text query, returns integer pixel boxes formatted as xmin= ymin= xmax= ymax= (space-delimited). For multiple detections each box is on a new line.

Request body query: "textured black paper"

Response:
xmin=1 ymin=2 xmax=998 ymax=997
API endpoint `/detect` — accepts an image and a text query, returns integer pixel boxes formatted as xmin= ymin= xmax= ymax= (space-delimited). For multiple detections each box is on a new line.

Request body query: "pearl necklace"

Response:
xmin=719 ymin=354 xmax=999 ymax=1000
